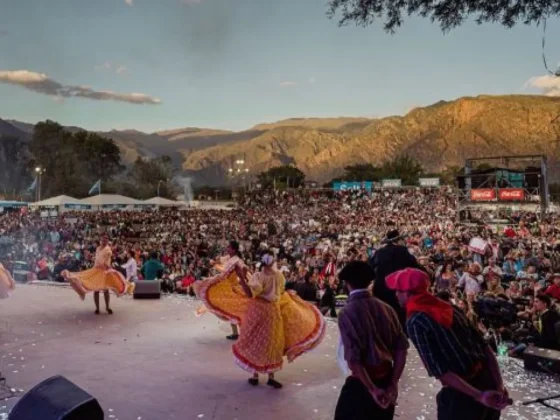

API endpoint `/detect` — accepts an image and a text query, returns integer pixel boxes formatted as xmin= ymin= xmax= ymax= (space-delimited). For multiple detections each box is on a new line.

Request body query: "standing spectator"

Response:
xmin=141 ymin=252 xmax=164 ymax=281
xmin=369 ymin=230 xmax=420 ymax=326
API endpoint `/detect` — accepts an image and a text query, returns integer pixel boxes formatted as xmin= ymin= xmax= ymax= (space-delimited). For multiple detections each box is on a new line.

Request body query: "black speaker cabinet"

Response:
xmin=133 ymin=280 xmax=161 ymax=299
xmin=524 ymin=346 xmax=560 ymax=375
xmin=9 ymin=375 xmax=103 ymax=420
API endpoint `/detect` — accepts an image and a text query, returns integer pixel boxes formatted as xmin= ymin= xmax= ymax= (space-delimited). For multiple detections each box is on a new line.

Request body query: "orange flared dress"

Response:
xmin=62 ymin=246 xmax=134 ymax=300
xmin=196 ymin=263 xmax=326 ymax=374
xmin=0 ymin=263 xmax=16 ymax=299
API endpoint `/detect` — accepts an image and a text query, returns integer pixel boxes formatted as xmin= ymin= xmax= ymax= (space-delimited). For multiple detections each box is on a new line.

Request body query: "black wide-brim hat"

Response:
xmin=383 ymin=229 xmax=404 ymax=244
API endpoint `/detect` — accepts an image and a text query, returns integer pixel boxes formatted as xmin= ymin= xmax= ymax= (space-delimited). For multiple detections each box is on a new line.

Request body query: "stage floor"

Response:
xmin=1 ymin=285 xmax=560 ymax=420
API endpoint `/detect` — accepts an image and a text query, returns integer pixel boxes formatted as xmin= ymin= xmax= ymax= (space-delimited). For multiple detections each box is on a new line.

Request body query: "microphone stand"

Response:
xmin=522 ymin=394 xmax=560 ymax=412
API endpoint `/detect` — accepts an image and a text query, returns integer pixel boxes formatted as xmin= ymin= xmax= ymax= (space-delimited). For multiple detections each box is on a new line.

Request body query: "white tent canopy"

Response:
xmin=80 ymin=194 xmax=144 ymax=206
xmin=30 ymin=195 xmax=84 ymax=207
xmin=143 ymin=197 xmax=185 ymax=207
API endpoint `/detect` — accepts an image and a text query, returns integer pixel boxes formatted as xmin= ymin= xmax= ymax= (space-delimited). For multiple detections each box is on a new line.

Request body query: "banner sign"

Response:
xmin=498 ymin=188 xmax=525 ymax=201
xmin=381 ymin=179 xmax=402 ymax=188
xmin=419 ymin=178 xmax=440 ymax=187
xmin=333 ymin=181 xmax=373 ymax=191
xmin=101 ymin=204 xmax=127 ymax=209
xmin=64 ymin=204 xmax=91 ymax=210
xmin=470 ymin=189 xmax=496 ymax=201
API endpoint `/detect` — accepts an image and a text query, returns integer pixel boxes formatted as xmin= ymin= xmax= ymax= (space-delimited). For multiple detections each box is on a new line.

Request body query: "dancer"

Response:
xmin=387 ymin=268 xmax=511 ymax=420
xmin=197 ymin=251 xmax=325 ymax=388
xmin=335 ymin=261 xmax=408 ymax=420
xmin=0 ymin=263 xmax=16 ymax=299
xmin=62 ymin=234 xmax=134 ymax=314
xmin=194 ymin=240 xmax=244 ymax=340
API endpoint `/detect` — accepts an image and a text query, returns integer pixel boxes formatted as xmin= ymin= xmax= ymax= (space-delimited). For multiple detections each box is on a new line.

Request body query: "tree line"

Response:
xmin=0 ymin=120 xmax=178 ymax=200
xmin=256 ymin=156 xmax=461 ymax=190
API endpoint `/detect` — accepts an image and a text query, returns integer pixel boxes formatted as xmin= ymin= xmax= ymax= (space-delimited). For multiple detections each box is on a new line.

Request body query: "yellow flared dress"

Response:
xmin=196 ymin=264 xmax=326 ymax=374
xmin=62 ymin=246 xmax=134 ymax=300
xmin=193 ymin=255 xmax=245 ymax=322
xmin=0 ymin=263 xmax=16 ymax=299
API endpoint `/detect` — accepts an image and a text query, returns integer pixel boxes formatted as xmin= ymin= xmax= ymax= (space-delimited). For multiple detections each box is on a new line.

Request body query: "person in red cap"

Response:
xmin=387 ymin=268 xmax=511 ymax=420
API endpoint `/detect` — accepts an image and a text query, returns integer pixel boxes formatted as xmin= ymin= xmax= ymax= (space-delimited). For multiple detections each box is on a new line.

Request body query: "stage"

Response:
xmin=1 ymin=285 xmax=559 ymax=420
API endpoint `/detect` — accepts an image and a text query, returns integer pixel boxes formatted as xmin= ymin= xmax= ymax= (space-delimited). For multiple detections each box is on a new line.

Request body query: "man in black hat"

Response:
xmin=369 ymin=229 xmax=421 ymax=327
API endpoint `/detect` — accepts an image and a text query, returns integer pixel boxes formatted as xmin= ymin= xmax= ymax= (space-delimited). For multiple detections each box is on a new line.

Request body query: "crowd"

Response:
xmin=1 ymin=187 xmax=560 ymax=352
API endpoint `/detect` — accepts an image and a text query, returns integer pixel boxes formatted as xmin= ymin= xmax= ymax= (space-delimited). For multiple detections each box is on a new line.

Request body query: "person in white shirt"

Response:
xmin=122 ymin=251 xmax=138 ymax=282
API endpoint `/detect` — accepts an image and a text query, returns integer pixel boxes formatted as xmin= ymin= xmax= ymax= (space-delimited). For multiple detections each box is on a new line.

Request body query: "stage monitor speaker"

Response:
xmin=523 ymin=346 xmax=560 ymax=375
xmin=133 ymin=280 xmax=161 ymax=299
xmin=9 ymin=375 xmax=103 ymax=420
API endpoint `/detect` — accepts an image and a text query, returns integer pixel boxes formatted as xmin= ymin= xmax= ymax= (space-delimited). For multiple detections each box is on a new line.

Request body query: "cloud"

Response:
xmin=279 ymin=81 xmax=297 ymax=88
xmin=125 ymin=0 xmax=134 ymax=6
xmin=95 ymin=61 xmax=129 ymax=76
xmin=309 ymin=77 xmax=316 ymax=85
xmin=525 ymin=75 xmax=560 ymax=97
xmin=0 ymin=70 xmax=161 ymax=105
xmin=116 ymin=65 xmax=128 ymax=75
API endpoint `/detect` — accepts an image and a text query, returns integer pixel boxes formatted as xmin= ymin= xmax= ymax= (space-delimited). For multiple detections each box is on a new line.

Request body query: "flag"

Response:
xmin=27 ymin=177 xmax=37 ymax=192
xmin=88 ymin=179 xmax=101 ymax=196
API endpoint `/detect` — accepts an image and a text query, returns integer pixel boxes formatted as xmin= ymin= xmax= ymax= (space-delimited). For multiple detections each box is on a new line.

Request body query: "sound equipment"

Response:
xmin=523 ymin=346 xmax=560 ymax=375
xmin=133 ymin=280 xmax=161 ymax=299
xmin=9 ymin=375 xmax=103 ymax=420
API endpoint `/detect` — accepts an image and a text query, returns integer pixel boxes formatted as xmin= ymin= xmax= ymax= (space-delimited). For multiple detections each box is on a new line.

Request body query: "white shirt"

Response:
xmin=122 ymin=258 xmax=138 ymax=281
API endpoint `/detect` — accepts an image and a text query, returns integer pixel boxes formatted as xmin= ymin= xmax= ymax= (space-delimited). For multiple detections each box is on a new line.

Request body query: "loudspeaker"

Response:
xmin=133 ymin=280 xmax=161 ymax=299
xmin=523 ymin=346 xmax=560 ymax=375
xmin=9 ymin=375 xmax=103 ymax=420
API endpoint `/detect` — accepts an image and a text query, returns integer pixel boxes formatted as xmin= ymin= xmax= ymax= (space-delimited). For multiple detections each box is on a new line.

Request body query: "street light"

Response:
xmin=227 ymin=158 xmax=250 ymax=193
xmin=34 ymin=166 xmax=45 ymax=202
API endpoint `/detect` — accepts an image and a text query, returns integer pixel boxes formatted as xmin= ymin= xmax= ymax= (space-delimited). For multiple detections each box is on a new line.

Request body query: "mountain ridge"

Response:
xmin=1 ymin=94 xmax=559 ymax=185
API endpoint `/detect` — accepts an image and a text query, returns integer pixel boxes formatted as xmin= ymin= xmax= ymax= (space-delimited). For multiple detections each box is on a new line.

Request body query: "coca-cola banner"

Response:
xmin=470 ymin=189 xmax=496 ymax=201
xmin=498 ymin=188 xmax=525 ymax=201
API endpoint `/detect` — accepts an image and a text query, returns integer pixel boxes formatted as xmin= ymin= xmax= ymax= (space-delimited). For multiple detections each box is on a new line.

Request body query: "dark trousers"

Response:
xmin=334 ymin=376 xmax=395 ymax=420
xmin=436 ymin=369 xmax=500 ymax=420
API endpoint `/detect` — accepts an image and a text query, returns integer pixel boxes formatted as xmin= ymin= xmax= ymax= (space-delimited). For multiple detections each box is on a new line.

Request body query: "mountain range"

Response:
xmin=1 ymin=94 xmax=560 ymax=186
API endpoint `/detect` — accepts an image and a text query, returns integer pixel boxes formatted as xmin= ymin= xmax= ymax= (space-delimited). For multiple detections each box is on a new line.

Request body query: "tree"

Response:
xmin=439 ymin=165 xmax=463 ymax=185
xmin=257 ymin=165 xmax=306 ymax=189
xmin=125 ymin=156 xmax=179 ymax=199
xmin=74 ymin=131 xmax=123 ymax=182
xmin=333 ymin=164 xmax=384 ymax=182
xmin=30 ymin=121 xmax=124 ymax=197
xmin=382 ymin=155 xmax=424 ymax=185
xmin=0 ymin=135 xmax=32 ymax=199
xmin=327 ymin=0 xmax=559 ymax=32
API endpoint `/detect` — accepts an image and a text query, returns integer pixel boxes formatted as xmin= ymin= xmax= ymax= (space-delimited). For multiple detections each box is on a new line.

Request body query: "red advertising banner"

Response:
xmin=470 ymin=189 xmax=496 ymax=201
xmin=498 ymin=188 xmax=525 ymax=201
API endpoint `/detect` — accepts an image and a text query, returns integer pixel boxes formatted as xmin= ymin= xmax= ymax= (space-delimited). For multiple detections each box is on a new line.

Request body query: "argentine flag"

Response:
xmin=27 ymin=177 xmax=37 ymax=192
xmin=88 ymin=179 xmax=101 ymax=196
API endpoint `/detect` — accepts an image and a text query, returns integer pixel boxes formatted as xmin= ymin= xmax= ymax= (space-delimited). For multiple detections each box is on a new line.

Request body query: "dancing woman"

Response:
xmin=0 ymin=263 xmax=16 ymax=299
xmin=62 ymin=235 xmax=134 ymax=314
xmin=197 ymin=251 xmax=326 ymax=388
xmin=194 ymin=240 xmax=245 ymax=340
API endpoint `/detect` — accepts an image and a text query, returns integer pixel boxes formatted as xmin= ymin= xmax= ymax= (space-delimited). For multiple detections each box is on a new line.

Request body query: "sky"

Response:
xmin=0 ymin=0 xmax=558 ymax=133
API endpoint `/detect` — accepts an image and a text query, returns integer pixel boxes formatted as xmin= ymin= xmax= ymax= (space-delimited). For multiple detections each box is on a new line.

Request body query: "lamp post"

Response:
xmin=227 ymin=159 xmax=250 ymax=193
xmin=35 ymin=166 xmax=45 ymax=202
xmin=157 ymin=178 xmax=169 ymax=197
